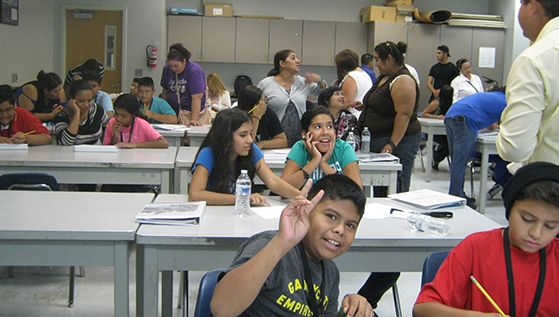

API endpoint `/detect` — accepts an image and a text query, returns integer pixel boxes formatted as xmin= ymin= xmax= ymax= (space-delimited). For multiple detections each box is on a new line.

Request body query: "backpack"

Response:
xmin=233 ymin=75 xmax=253 ymax=98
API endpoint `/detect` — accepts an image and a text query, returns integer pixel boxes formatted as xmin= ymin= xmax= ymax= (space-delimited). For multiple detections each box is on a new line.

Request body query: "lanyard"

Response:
xmin=297 ymin=242 xmax=326 ymax=317
xmin=503 ymin=227 xmax=546 ymax=317
xmin=120 ymin=117 xmax=135 ymax=143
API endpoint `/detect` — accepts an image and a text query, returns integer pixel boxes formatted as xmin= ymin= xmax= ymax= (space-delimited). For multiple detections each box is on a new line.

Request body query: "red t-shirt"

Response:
xmin=0 ymin=107 xmax=50 ymax=138
xmin=416 ymin=228 xmax=559 ymax=316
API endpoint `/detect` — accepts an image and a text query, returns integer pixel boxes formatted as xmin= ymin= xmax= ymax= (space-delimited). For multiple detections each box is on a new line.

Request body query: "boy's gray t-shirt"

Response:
xmin=224 ymin=230 xmax=340 ymax=317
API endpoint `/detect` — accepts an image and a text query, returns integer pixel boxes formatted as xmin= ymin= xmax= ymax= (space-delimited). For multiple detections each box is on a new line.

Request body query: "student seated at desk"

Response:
xmin=212 ymin=174 xmax=373 ymax=317
xmin=236 ymin=85 xmax=287 ymax=150
xmin=137 ymin=77 xmax=178 ymax=124
xmin=53 ymin=79 xmax=109 ymax=145
xmin=189 ymin=108 xmax=300 ymax=205
xmin=281 ymin=106 xmax=362 ymax=190
xmin=413 ymin=162 xmax=559 ymax=317
xmin=15 ymin=70 xmax=67 ymax=123
xmin=0 ymin=84 xmax=51 ymax=145
xmin=318 ymin=86 xmax=359 ymax=142
xmin=103 ymin=94 xmax=168 ymax=148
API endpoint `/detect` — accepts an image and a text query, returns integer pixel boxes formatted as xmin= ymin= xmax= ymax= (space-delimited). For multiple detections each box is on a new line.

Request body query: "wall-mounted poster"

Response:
xmin=1 ymin=0 xmax=18 ymax=26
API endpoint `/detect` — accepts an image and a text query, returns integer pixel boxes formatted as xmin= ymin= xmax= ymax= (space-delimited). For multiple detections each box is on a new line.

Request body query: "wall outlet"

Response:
xmin=135 ymin=69 xmax=143 ymax=77
xmin=11 ymin=73 xmax=18 ymax=83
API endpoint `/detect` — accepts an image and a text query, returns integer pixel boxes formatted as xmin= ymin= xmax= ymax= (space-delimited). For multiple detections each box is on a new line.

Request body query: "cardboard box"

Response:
xmin=204 ymin=2 xmax=233 ymax=17
xmin=393 ymin=4 xmax=414 ymax=22
xmin=386 ymin=0 xmax=414 ymax=6
xmin=360 ymin=6 xmax=396 ymax=23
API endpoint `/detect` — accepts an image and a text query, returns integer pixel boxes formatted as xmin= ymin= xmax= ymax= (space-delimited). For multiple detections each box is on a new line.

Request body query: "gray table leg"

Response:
xmin=161 ymin=271 xmax=174 ymax=317
xmin=114 ymin=241 xmax=130 ymax=317
xmin=137 ymin=245 xmax=159 ymax=317
xmin=426 ymin=128 xmax=434 ymax=182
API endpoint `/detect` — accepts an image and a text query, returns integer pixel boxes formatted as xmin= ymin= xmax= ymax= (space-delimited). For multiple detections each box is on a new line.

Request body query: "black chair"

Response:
xmin=193 ymin=269 xmax=223 ymax=317
xmin=0 ymin=173 xmax=83 ymax=307
xmin=421 ymin=251 xmax=450 ymax=287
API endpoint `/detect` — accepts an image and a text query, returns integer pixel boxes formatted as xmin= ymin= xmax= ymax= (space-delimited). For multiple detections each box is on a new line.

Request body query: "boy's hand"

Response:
xmin=338 ymin=294 xmax=373 ymax=317
xmin=0 ymin=136 xmax=13 ymax=144
xmin=10 ymin=132 xmax=27 ymax=144
xmin=277 ymin=186 xmax=324 ymax=248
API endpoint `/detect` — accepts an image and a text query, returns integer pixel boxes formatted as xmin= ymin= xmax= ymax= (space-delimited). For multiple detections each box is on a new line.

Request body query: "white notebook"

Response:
xmin=74 ymin=145 xmax=118 ymax=153
xmin=388 ymin=189 xmax=466 ymax=210
xmin=0 ymin=143 xmax=28 ymax=150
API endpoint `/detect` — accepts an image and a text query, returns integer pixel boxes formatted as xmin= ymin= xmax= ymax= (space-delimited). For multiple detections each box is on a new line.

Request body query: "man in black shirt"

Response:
xmin=427 ymin=45 xmax=459 ymax=102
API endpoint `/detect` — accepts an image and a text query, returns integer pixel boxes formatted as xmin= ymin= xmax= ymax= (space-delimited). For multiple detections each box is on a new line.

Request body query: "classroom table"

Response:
xmin=152 ymin=124 xmax=189 ymax=148
xmin=174 ymin=147 xmax=402 ymax=196
xmin=185 ymin=125 xmax=210 ymax=146
xmin=474 ymin=133 xmax=498 ymax=214
xmin=135 ymin=194 xmax=501 ymax=317
xmin=0 ymin=145 xmax=178 ymax=193
xmin=418 ymin=118 xmax=446 ymax=182
xmin=0 ymin=191 xmax=155 ymax=317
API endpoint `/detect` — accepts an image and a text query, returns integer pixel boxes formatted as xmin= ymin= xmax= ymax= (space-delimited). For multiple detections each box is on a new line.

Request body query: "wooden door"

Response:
xmin=66 ymin=10 xmax=123 ymax=93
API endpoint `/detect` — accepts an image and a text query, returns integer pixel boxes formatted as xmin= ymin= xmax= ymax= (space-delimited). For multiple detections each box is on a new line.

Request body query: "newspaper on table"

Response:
xmin=135 ymin=201 xmax=206 ymax=225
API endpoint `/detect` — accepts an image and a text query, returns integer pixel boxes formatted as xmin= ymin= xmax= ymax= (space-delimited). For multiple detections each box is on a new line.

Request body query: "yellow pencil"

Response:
xmin=22 ymin=130 xmax=36 ymax=136
xmin=470 ymin=276 xmax=506 ymax=316
xmin=248 ymin=105 xmax=258 ymax=114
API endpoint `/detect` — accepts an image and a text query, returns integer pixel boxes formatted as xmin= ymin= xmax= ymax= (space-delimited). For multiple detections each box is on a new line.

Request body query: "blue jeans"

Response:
xmin=445 ymin=116 xmax=478 ymax=198
xmin=371 ymin=132 xmax=421 ymax=192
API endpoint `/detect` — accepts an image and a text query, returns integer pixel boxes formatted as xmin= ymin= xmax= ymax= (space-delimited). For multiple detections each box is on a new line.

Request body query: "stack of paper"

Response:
xmin=152 ymin=124 xmax=189 ymax=132
xmin=357 ymin=153 xmax=399 ymax=163
xmin=388 ymin=189 xmax=465 ymax=210
xmin=74 ymin=145 xmax=118 ymax=152
xmin=0 ymin=143 xmax=28 ymax=150
xmin=136 ymin=201 xmax=206 ymax=225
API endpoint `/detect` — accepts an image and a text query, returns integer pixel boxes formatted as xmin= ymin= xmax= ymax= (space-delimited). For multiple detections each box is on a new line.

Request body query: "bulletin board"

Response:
xmin=1 ymin=0 xmax=18 ymax=26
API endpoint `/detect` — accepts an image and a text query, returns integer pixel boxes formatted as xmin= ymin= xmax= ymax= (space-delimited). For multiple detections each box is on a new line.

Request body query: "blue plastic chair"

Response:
xmin=0 ymin=173 xmax=60 ymax=191
xmin=0 ymin=173 xmax=82 ymax=307
xmin=193 ymin=269 xmax=224 ymax=317
xmin=421 ymin=251 xmax=450 ymax=287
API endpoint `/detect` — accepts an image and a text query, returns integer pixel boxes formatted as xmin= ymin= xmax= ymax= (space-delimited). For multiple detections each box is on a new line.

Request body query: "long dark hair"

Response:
xmin=113 ymin=94 xmax=149 ymax=122
xmin=191 ymin=108 xmax=255 ymax=193
xmin=36 ymin=70 xmax=62 ymax=92
xmin=167 ymin=43 xmax=192 ymax=62
xmin=267 ymin=49 xmax=294 ymax=77
xmin=300 ymin=106 xmax=334 ymax=132
xmin=237 ymin=85 xmax=263 ymax=112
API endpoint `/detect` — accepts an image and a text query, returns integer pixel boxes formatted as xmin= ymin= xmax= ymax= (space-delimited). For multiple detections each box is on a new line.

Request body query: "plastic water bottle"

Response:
xmin=346 ymin=131 xmax=358 ymax=152
xmin=235 ymin=170 xmax=251 ymax=217
xmin=361 ymin=127 xmax=371 ymax=154
xmin=407 ymin=213 xmax=450 ymax=236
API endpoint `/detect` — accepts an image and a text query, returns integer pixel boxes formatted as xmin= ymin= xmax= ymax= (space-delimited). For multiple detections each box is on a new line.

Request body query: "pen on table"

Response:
xmin=390 ymin=208 xmax=404 ymax=214
xmin=470 ymin=276 xmax=506 ymax=316
xmin=248 ymin=105 xmax=258 ymax=114
xmin=22 ymin=130 xmax=36 ymax=136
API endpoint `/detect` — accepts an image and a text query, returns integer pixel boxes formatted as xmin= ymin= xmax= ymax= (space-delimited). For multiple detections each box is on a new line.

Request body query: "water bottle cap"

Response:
xmin=241 ymin=169 xmax=248 ymax=173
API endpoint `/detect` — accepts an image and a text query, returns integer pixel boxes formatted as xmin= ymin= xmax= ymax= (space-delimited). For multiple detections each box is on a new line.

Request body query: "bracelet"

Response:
xmin=252 ymin=116 xmax=261 ymax=121
xmin=319 ymin=76 xmax=324 ymax=85
xmin=387 ymin=140 xmax=397 ymax=151
xmin=300 ymin=167 xmax=310 ymax=180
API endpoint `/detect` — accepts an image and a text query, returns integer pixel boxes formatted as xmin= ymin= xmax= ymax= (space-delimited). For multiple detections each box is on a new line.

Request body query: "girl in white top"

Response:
xmin=450 ymin=58 xmax=484 ymax=103
xmin=206 ymin=73 xmax=231 ymax=112
xmin=335 ymin=49 xmax=373 ymax=119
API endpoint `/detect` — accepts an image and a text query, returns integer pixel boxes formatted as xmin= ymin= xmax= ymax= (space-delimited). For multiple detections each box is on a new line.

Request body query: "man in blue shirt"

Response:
xmin=360 ymin=53 xmax=377 ymax=85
